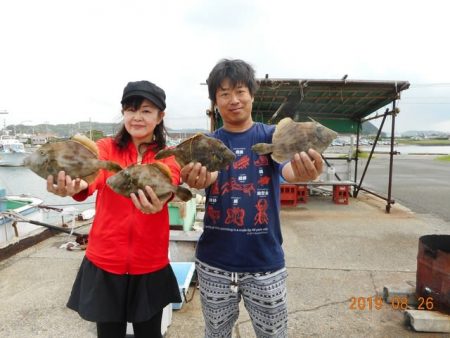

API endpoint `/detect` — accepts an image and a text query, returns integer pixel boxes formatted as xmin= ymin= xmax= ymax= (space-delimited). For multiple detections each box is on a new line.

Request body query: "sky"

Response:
xmin=1 ymin=0 xmax=450 ymax=133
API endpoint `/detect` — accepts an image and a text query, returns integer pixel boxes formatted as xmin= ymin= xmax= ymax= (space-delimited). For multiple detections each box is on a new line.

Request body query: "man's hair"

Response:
xmin=206 ymin=59 xmax=258 ymax=103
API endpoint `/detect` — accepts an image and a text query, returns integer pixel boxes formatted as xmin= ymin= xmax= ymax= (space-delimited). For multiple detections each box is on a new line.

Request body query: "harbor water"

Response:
xmin=0 ymin=166 xmax=96 ymax=214
xmin=361 ymin=144 xmax=450 ymax=155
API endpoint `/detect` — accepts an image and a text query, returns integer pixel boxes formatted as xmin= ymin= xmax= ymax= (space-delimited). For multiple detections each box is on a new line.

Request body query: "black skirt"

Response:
xmin=67 ymin=257 xmax=181 ymax=323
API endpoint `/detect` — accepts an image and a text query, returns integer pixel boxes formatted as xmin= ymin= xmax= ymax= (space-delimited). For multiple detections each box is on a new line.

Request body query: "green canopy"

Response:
xmin=211 ymin=78 xmax=410 ymax=134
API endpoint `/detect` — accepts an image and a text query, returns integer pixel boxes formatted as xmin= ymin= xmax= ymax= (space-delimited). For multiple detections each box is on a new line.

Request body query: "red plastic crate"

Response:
xmin=333 ymin=185 xmax=349 ymax=205
xmin=297 ymin=185 xmax=308 ymax=203
xmin=280 ymin=184 xmax=298 ymax=207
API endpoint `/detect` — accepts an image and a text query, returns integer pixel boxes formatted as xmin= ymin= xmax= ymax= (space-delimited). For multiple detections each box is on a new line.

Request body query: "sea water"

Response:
xmin=360 ymin=145 xmax=450 ymax=155
xmin=0 ymin=166 xmax=96 ymax=212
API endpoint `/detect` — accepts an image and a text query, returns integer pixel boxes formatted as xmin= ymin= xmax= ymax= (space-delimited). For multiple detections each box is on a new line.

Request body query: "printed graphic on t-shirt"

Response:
xmin=224 ymin=207 xmax=245 ymax=226
xmin=206 ymin=205 xmax=220 ymax=224
xmin=258 ymin=176 xmax=271 ymax=185
xmin=256 ymin=189 xmax=269 ymax=197
xmin=254 ymin=155 xmax=269 ymax=166
xmin=233 ymin=155 xmax=250 ymax=169
xmin=204 ymin=142 xmax=274 ymax=235
xmin=211 ymin=181 xmax=219 ymax=195
xmin=221 ymin=178 xmax=255 ymax=196
xmin=254 ymin=199 xmax=269 ymax=225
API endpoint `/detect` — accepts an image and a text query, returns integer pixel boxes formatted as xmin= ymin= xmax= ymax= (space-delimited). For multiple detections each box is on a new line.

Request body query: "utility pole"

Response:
xmin=0 ymin=110 xmax=8 ymax=131
xmin=89 ymin=117 xmax=92 ymax=139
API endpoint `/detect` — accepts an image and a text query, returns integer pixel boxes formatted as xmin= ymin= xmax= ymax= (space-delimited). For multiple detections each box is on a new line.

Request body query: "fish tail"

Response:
xmin=83 ymin=172 xmax=99 ymax=184
xmin=100 ymin=161 xmax=123 ymax=173
xmin=175 ymin=186 xmax=193 ymax=202
xmin=154 ymin=148 xmax=175 ymax=160
xmin=251 ymin=143 xmax=273 ymax=155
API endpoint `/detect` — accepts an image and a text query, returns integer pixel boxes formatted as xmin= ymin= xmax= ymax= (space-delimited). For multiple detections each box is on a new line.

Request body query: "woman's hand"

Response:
xmin=180 ymin=162 xmax=217 ymax=189
xmin=130 ymin=186 xmax=170 ymax=214
xmin=46 ymin=171 xmax=88 ymax=197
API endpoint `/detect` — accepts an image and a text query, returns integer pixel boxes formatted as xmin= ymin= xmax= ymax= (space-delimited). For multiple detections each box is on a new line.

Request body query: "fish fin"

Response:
xmin=103 ymin=161 xmax=123 ymax=173
xmin=83 ymin=172 xmax=99 ymax=184
xmin=153 ymin=162 xmax=172 ymax=180
xmin=177 ymin=133 xmax=203 ymax=147
xmin=270 ymin=154 xmax=284 ymax=164
xmin=175 ymin=186 xmax=193 ymax=201
xmin=277 ymin=117 xmax=294 ymax=129
xmin=92 ymin=160 xmax=122 ymax=174
xmin=154 ymin=148 xmax=175 ymax=160
xmin=251 ymin=143 xmax=273 ymax=155
xmin=159 ymin=192 xmax=172 ymax=201
xmin=72 ymin=134 xmax=99 ymax=156
xmin=272 ymin=117 xmax=297 ymax=144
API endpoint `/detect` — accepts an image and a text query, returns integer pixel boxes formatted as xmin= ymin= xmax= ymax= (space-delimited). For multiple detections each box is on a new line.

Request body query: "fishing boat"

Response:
xmin=0 ymin=193 xmax=45 ymax=250
xmin=0 ymin=135 xmax=28 ymax=166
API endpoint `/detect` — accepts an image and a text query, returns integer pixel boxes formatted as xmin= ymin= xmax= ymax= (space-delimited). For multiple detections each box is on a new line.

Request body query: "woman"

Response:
xmin=47 ymin=80 xmax=181 ymax=338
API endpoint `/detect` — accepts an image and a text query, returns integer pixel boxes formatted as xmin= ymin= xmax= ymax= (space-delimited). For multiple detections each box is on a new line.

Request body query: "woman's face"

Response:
xmin=123 ymin=99 xmax=164 ymax=144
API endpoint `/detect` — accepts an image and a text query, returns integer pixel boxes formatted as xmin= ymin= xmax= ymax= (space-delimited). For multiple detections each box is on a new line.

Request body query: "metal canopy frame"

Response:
xmin=209 ymin=77 xmax=410 ymax=213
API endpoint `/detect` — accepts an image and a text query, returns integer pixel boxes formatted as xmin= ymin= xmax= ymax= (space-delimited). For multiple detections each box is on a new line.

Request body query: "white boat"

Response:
xmin=0 ymin=135 xmax=28 ymax=166
xmin=0 ymin=194 xmax=44 ymax=249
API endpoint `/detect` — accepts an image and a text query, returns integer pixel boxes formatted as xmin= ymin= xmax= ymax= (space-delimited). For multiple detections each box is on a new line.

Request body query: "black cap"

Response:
xmin=121 ymin=80 xmax=166 ymax=111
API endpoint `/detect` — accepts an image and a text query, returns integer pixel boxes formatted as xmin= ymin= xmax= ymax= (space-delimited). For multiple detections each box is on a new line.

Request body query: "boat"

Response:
xmin=0 ymin=193 xmax=45 ymax=250
xmin=0 ymin=135 xmax=28 ymax=166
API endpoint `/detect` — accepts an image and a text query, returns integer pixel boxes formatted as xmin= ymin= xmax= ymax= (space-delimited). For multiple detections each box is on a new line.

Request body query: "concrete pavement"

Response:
xmin=1 ymin=192 xmax=450 ymax=338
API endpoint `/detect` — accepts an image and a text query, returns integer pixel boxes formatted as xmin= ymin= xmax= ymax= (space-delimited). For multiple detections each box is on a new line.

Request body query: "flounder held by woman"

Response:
xmin=24 ymin=134 xmax=122 ymax=183
xmin=107 ymin=162 xmax=192 ymax=202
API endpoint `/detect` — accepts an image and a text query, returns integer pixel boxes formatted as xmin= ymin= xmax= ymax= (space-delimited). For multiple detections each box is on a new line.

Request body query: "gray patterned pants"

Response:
xmin=195 ymin=259 xmax=288 ymax=338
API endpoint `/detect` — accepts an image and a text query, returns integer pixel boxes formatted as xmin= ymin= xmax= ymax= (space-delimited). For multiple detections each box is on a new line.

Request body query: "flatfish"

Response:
xmin=23 ymin=134 xmax=122 ymax=183
xmin=106 ymin=162 xmax=193 ymax=202
xmin=252 ymin=117 xmax=338 ymax=163
xmin=155 ymin=133 xmax=235 ymax=171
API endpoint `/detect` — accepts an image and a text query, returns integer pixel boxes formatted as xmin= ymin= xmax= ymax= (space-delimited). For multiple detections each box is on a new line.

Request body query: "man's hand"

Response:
xmin=180 ymin=162 xmax=217 ymax=189
xmin=46 ymin=171 xmax=88 ymax=197
xmin=283 ymin=149 xmax=323 ymax=182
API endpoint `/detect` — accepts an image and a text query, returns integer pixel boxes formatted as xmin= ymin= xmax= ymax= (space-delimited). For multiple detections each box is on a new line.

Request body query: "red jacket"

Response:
xmin=74 ymin=138 xmax=180 ymax=275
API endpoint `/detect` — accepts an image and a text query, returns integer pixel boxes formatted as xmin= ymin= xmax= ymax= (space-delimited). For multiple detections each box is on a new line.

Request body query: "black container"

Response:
xmin=416 ymin=235 xmax=450 ymax=314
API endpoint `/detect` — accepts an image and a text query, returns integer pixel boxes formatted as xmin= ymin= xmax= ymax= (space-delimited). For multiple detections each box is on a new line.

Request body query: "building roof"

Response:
xmin=252 ymin=78 xmax=410 ymax=133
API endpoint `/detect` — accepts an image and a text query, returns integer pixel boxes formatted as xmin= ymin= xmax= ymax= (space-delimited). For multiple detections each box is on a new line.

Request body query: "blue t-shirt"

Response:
xmin=196 ymin=123 xmax=285 ymax=273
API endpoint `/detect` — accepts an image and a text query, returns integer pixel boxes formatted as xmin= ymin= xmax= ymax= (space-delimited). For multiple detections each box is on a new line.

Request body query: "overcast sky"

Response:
xmin=1 ymin=0 xmax=449 ymax=133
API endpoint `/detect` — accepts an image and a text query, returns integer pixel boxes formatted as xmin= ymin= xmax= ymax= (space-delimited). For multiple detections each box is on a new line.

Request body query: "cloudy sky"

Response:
xmin=1 ymin=0 xmax=449 ymax=133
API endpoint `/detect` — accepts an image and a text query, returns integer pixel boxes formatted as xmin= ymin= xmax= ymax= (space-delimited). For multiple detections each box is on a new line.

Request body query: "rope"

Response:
xmin=0 ymin=210 xmax=28 ymax=222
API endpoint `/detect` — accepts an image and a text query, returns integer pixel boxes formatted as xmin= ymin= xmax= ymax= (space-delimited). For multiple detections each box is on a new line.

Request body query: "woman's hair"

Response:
xmin=114 ymin=96 xmax=167 ymax=152
xmin=206 ymin=59 xmax=259 ymax=104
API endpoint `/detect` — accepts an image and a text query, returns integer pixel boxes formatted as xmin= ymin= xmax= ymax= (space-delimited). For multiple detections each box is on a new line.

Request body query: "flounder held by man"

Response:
xmin=106 ymin=162 xmax=193 ymax=202
xmin=252 ymin=117 xmax=338 ymax=163
xmin=155 ymin=133 xmax=235 ymax=171
xmin=23 ymin=134 xmax=122 ymax=183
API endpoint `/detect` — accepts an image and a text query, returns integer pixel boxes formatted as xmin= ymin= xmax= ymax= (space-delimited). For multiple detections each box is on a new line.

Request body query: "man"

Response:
xmin=181 ymin=59 xmax=323 ymax=337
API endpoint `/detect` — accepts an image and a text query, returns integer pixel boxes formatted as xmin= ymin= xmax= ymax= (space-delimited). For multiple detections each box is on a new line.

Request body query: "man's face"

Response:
xmin=215 ymin=78 xmax=253 ymax=130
